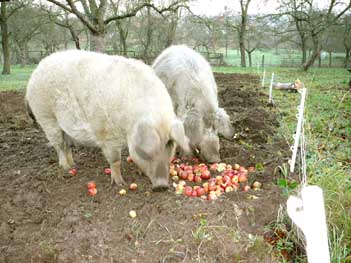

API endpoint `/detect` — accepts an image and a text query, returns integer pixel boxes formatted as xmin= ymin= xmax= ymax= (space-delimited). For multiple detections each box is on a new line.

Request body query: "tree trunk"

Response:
xmin=239 ymin=31 xmax=246 ymax=67
xmin=328 ymin=51 xmax=332 ymax=68
xmin=1 ymin=3 xmax=10 ymax=75
xmin=68 ymin=27 xmax=80 ymax=50
xmin=344 ymin=48 xmax=350 ymax=68
xmin=318 ymin=54 xmax=322 ymax=68
xmin=143 ymin=7 xmax=152 ymax=64
xmin=19 ymin=42 xmax=29 ymax=67
xmin=116 ymin=21 xmax=128 ymax=56
xmin=301 ymin=37 xmax=307 ymax=65
xmin=89 ymin=32 xmax=105 ymax=52
xmin=247 ymin=51 xmax=252 ymax=67
xmin=303 ymin=35 xmax=321 ymax=71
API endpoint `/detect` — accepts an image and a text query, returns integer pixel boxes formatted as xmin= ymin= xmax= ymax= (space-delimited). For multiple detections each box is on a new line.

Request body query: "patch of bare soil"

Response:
xmin=0 ymin=73 xmax=289 ymax=263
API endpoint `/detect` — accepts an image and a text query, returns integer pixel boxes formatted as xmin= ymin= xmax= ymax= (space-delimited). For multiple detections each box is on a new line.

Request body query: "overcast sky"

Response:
xmin=190 ymin=0 xmax=279 ymax=16
xmin=189 ymin=0 xmax=350 ymax=16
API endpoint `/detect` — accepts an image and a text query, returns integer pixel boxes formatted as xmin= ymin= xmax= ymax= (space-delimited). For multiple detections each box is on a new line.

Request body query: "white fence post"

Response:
xmin=290 ymin=88 xmax=307 ymax=173
xmin=261 ymin=69 xmax=266 ymax=88
xmin=268 ymin=73 xmax=275 ymax=104
xmin=287 ymin=186 xmax=330 ymax=263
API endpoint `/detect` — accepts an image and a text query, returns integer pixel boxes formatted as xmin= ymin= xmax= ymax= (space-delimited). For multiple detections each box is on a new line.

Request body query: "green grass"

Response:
xmin=0 ymin=65 xmax=36 ymax=91
xmin=214 ymin=66 xmax=351 ymax=262
xmin=216 ymin=48 xmax=347 ymax=68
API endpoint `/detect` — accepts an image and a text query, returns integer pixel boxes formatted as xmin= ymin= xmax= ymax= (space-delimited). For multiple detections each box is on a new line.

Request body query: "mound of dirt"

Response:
xmin=0 ymin=73 xmax=289 ymax=262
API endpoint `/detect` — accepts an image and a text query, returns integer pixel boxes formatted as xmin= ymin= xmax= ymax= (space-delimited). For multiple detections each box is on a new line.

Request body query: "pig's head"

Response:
xmin=198 ymin=128 xmax=220 ymax=163
xmin=129 ymin=119 xmax=189 ymax=191
xmin=215 ymin=108 xmax=234 ymax=139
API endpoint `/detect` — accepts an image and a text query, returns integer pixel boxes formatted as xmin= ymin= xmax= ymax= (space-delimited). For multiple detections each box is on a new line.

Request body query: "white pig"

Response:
xmin=25 ymin=50 xmax=189 ymax=191
xmin=152 ymin=45 xmax=233 ymax=163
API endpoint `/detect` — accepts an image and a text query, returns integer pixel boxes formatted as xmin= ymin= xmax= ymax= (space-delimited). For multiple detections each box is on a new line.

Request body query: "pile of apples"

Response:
xmin=170 ymin=157 xmax=256 ymax=201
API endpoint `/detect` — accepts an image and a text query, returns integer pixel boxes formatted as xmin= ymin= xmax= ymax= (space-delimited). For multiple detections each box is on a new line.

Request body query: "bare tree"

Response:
xmin=226 ymin=0 xmax=252 ymax=67
xmin=46 ymin=0 xmax=188 ymax=52
xmin=280 ymin=0 xmax=351 ymax=71
xmin=0 ymin=1 xmax=26 ymax=74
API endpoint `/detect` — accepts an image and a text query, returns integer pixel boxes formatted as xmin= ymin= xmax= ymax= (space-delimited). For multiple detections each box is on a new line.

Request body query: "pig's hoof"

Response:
xmin=111 ymin=176 xmax=125 ymax=186
xmin=152 ymin=185 xmax=169 ymax=192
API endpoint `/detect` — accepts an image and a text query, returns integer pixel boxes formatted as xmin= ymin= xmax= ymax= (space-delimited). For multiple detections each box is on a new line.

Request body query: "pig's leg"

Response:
xmin=42 ymin=121 xmax=72 ymax=170
xmin=102 ymin=146 xmax=125 ymax=185
xmin=63 ymin=133 xmax=75 ymax=168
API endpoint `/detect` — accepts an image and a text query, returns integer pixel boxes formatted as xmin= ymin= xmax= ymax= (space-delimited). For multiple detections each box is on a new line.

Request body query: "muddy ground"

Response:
xmin=0 ymin=73 xmax=290 ymax=262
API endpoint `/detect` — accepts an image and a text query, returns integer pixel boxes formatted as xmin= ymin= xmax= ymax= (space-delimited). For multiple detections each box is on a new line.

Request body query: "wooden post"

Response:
xmin=261 ymin=54 xmax=265 ymax=68
xmin=287 ymin=186 xmax=330 ymax=263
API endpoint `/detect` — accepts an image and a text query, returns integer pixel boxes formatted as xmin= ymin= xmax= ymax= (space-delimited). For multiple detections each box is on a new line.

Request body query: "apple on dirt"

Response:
xmin=184 ymin=186 xmax=193 ymax=197
xmin=68 ymin=168 xmax=77 ymax=176
xmin=179 ymin=170 xmax=188 ymax=180
xmin=127 ymin=156 xmax=134 ymax=163
xmin=238 ymin=174 xmax=248 ymax=183
xmin=196 ymin=187 xmax=206 ymax=196
xmin=104 ymin=168 xmax=111 ymax=175
xmin=252 ymin=181 xmax=262 ymax=190
xmin=87 ymin=181 xmax=96 ymax=189
xmin=243 ymin=185 xmax=250 ymax=192
xmin=129 ymin=183 xmax=138 ymax=190
xmin=88 ymin=188 xmax=97 ymax=196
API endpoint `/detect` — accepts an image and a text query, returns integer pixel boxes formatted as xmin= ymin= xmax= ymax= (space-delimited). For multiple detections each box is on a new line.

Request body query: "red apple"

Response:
xmin=88 ymin=188 xmax=97 ymax=196
xmin=104 ymin=168 xmax=111 ymax=175
xmin=191 ymin=190 xmax=198 ymax=197
xmin=243 ymin=185 xmax=250 ymax=192
xmin=129 ymin=183 xmax=138 ymax=190
xmin=184 ymin=186 xmax=192 ymax=196
xmin=201 ymin=170 xmax=211 ymax=180
xmin=68 ymin=168 xmax=77 ymax=176
xmin=196 ymin=187 xmax=206 ymax=196
xmin=87 ymin=181 xmax=96 ymax=189
xmin=179 ymin=170 xmax=188 ymax=180
xmin=127 ymin=156 xmax=134 ymax=163
xmin=223 ymin=175 xmax=231 ymax=183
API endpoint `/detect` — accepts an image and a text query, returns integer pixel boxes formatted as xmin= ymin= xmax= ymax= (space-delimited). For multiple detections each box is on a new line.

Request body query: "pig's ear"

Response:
xmin=170 ymin=119 xmax=190 ymax=154
xmin=183 ymin=109 xmax=204 ymax=146
xmin=215 ymin=108 xmax=234 ymax=139
xmin=132 ymin=121 xmax=160 ymax=160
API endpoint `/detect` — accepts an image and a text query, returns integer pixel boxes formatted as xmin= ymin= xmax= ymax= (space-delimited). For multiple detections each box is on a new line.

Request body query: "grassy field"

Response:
xmin=214 ymin=66 xmax=351 ymax=262
xmin=1 ymin=64 xmax=350 ymax=261
xmin=216 ymin=48 xmax=347 ymax=68
xmin=0 ymin=65 xmax=36 ymax=91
